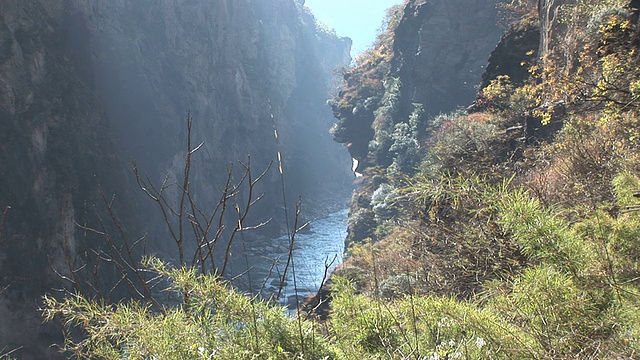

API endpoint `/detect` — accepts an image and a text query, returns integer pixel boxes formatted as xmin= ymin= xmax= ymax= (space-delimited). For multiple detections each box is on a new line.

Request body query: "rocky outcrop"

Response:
xmin=391 ymin=0 xmax=503 ymax=118
xmin=0 ymin=1 xmax=134 ymax=357
xmin=0 ymin=0 xmax=351 ymax=357
xmin=481 ymin=22 xmax=541 ymax=89
xmin=539 ymin=0 xmax=570 ymax=57
xmin=331 ymin=0 xmax=503 ymax=246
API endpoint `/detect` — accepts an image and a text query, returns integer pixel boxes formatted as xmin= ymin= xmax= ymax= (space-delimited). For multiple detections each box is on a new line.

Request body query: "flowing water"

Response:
xmin=231 ymin=209 xmax=348 ymax=307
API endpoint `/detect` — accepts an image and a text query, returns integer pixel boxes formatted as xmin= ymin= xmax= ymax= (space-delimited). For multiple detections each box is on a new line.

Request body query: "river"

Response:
xmin=230 ymin=209 xmax=348 ymax=308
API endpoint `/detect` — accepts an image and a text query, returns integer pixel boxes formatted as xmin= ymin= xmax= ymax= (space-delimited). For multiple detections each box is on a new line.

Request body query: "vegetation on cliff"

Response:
xmin=41 ymin=0 xmax=640 ymax=359
xmin=329 ymin=3 xmax=405 ymax=169
xmin=329 ymin=0 xmax=640 ymax=358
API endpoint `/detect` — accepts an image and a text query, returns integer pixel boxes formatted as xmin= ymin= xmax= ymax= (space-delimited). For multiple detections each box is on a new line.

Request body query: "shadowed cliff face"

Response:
xmin=480 ymin=22 xmax=541 ymax=89
xmin=0 ymin=1 xmax=134 ymax=357
xmin=391 ymin=0 xmax=503 ymax=118
xmin=63 ymin=0 xmax=353 ymax=216
xmin=0 ymin=0 xmax=351 ymax=357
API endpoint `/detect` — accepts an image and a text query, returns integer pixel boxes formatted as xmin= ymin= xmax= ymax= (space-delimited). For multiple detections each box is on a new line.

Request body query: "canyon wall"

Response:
xmin=330 ymin=0 xmax=504 ymax=244
xmin=0 ymin=0 xmax=352 ymax=357
xmin=391 ymin=0 xmax=504 ymax=118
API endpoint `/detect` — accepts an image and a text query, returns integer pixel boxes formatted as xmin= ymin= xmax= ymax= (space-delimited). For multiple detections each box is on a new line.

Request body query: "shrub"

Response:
xmin=425 ymin=111 xmax=519 ymax=179
xmin=43 ymin=258 xmax=336 ymax=359
xmin=487 ymin=265 xmax=606 ymax=357
xmin=330 ymin=276 xmax=538 ymax=359
xmin=533 ymin=0 xmax=640 ymax=119
xmin=497 ymin=189 xmax=593 ymax=276
xmin=523 ymin=112 xmax=640 ymax=208
xmin=371 ymin=183 xmax=396 ymax=221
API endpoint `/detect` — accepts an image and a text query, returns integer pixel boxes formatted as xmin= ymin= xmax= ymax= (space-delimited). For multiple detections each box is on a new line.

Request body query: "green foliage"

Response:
xmin=486 ymin=265 xmax=605 ymax=357
xmin=527 ymin=112 xmax=640 ymax=207
xmin=562 ymin=0 xmax=628 ymax=25
xmin=329 ymin=4 xmax=406 ymax=164
xmin=326 ymin=1 xmax=640 ymax=355
xmin=345 ymin=173 xmax=528 ymax=299
xmin=489 ymin=178 xmax=640 ymax=358
xmin=497 ymin=190 xmax=592 ymax=275
xmin=43 ymin=259 xmax=336 ymax=359
xmin=486 ymin=0 xmax=640 ymax=126
xmin=479 ymin=75 xmax=516 ymax=111
xmin=370 ymin=182 xmax=397 ymax=223
xmin=432 ymin=113 xmax=499 ymax=160
xmin=336 ymin=103 xmax=640 ymax=359
xmin=498 ymin=0 xmax=539 ymax=26
xmin=478 ymin=75 xmax=541 ymax=118
xmin=0 ymin=347 xmax=17 ymax=360
xmin=388 ymin=104 xmax=423 ymax=175
xmin=349 ymin=172 xmax=640 ymax=358
xmin=369 ymin=77 xmax=402 ymax=165
xmin=44 ymin=3 xmax=640 ymax=359
xmin=534 ymin=0 xmax=640 ymax=120
xmin=330 ymin=276 xmax=538 ymax=359
xmin=612 ymin=172 xmax=640 ymax=208
xmin=330 ymin=279 xmax=403 ymax=355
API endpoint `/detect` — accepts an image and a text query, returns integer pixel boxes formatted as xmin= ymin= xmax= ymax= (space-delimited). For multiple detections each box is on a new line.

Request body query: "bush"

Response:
xmin=371 ymin=183 xmax=396 ymax=221
xmin=330 ymin=276 xmax=537 ymax=359
xmin=43 ymin=259 xmax=337 ymax=359
xmin=523 ymin=112 xmax=640 ymax=208
xmin=425 ymin=111 xmax=519 ymax=179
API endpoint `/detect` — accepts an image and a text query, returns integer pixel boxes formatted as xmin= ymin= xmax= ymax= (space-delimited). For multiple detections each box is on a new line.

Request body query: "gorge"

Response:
xmin=4 ymin=0 xmax=640 ymax=358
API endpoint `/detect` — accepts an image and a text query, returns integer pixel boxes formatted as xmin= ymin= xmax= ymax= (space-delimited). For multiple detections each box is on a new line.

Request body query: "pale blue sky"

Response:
xmin=304 ymin=0 xmax=403 ymax=57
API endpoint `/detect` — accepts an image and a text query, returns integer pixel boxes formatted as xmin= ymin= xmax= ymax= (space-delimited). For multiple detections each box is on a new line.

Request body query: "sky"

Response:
xmin=303 ymin=0 xmax=403 ymax=57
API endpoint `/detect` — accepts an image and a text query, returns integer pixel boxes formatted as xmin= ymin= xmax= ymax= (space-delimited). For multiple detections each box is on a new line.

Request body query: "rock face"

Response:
xmin=0 ymin=2 xmax=131 ymax=357
xmin=330 ymin=0 xmax=503 ymax=245
xmin=539 ymin=0 xmax=569 ymax=57
xmin=481 ymin=22 xmax=541 ymax=89
xmin=64 ymin=0 xmax=353 ymax=214
xmin=0 ymin=0 xmax=352 ymax=357
xmin=330 ymin=0 xmax=503 ymax=170
xmin=391 ymin=0 xmax=503 ymax=118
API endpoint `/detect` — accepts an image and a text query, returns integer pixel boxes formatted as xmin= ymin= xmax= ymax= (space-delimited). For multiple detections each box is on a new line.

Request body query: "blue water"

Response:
xmin=232 ymin=209 xmax=348 ymax=307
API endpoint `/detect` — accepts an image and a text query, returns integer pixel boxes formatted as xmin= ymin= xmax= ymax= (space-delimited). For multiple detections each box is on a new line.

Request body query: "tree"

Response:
xmin=534 ymin=1 xmax=640 ymax=120
xmin=42 ymin=113 xmax=333 ymax=358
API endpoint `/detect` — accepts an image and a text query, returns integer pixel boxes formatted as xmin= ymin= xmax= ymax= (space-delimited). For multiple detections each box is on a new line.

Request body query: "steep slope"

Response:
xmin=65 ymin=0 xmax=353 ymax=223
xmin=391 ymin=0 xmax=504 ymax=118
xmin=318 ymin=0 xmax=640 ymax=357
xmin=330 ymin=0 xmax=503 ymax=244
xmin=0 ymin=2 xmax=134 ymax=357
xmin=0 ymin=0 xmax=351 ymax=357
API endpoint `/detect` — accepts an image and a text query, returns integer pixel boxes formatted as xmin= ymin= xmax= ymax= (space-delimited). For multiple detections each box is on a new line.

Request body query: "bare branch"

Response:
xmin=276 ymin=199 xmax=303 ymax=300
xmin=240 ymin=218 xmax=272 ymax=232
